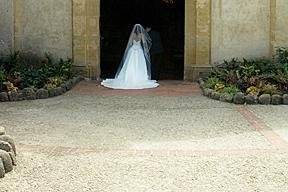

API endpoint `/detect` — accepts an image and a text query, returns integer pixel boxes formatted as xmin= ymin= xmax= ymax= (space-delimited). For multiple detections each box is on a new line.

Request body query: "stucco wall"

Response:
xmin=0 ymin=0 xmax=14 ymax=55
xmin=14 ymin=0 xmax=72 ymax=58
xmin=275 ymin=0 xmax=288 ymax=48
xmin=211 ymin=0 xmax=271 ymax=64
xmin=1 ymin=0 xmax=288 ymax=79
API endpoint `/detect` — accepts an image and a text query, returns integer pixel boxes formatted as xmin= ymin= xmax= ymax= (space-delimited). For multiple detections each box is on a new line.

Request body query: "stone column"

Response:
xmin=185 ymin=0 xmax=211 ymax=81
xmin=184 ymin=0 xmax=196 ymax=80
xmin=73 ymin=0 xmax=100 ymax=79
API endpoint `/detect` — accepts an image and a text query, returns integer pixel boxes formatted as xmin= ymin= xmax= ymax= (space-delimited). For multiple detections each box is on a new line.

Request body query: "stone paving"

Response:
xmin=0 ymin=80 xmax=288 ymax=191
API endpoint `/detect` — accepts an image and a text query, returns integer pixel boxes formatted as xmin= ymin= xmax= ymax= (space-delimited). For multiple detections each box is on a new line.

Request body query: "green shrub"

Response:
xmin=205 ymin=49 xmax=288 ymax=96
xmin=260 ymin=84 xmax=281 ymax=95
xmin=0 ymin=66 xmax=5 ymax=91
xmin=0 ymin=50 xmax=75 ymax=91
xmin=239 ymin=59 xmax=261 ymax=78
xmin=243 ymin=58 xmax=275 ymax=75
xmin=0 ymin=66 xmax=5 ymax=82
xmin=55 ymin=58 xmax=74 ymax=79
xmin=276 ymin=47 xmax=288 ymax=65
xmin=20 ymin=68 xmax=42 ymax=89
xmin=210 ymin=59 xmax=241 ymax=83
xmin=222 ymin=85 xmax=240 ymax=96
xmin=44 ymin=77 xmax=64 ymax=90
xmin=204 ymin=77 xmax=222 ymax=89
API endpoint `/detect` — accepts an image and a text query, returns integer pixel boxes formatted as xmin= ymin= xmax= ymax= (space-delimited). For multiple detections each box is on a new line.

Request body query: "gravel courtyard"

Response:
xmin=1 ymin=81 xmax=288 ymax=192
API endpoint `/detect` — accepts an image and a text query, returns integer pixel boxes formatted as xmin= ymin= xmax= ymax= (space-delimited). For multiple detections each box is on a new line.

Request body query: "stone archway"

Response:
xmin=72 ymin=0 xmax=212 ymax=81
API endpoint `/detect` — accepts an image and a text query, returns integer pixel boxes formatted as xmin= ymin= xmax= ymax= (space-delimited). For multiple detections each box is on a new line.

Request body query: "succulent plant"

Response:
xmin=246 ymin=86 xmax=260 ymax=96
xmin=214 ymin=83 xmax=225 ymax=92
xmin=260 ymin=84 xmax=281 ymax=95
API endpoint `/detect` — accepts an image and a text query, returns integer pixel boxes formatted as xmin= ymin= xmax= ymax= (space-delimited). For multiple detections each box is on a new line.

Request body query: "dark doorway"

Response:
xmin=100 ymin=0 xmax=184 ymax=80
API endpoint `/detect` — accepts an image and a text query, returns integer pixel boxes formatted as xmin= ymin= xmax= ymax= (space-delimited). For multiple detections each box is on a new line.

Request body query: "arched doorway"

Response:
xmin=72 ymin=0 xmax=211 ymax=81
xmin=100 ymin=0 xmax=185 ymax=80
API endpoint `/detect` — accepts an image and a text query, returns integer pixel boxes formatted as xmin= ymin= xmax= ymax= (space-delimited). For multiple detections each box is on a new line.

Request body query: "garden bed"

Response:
xmin=0 ymin=76 xmax=83 ymax=102
xmin=0 ymin=51 xmax=83 ymax=102
xmin=199 ymin=78 xmax=288 ymax=105
xmin=199 ymin=47 xmax=288 ymax=105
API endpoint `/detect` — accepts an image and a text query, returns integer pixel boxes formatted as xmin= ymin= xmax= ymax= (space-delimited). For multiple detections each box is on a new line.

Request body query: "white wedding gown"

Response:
xmin=101 ymin=40 xmax=159 ymax=89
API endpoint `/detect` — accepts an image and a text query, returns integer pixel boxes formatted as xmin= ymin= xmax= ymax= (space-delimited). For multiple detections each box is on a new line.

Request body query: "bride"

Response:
xmin=101 ymin=24 xmax=159 ymax=89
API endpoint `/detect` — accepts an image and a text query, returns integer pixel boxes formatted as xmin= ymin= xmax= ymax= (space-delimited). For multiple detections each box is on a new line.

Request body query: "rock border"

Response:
xmin=198 ymin=78 xmax=288 ymax=105
xmin=0 ymin=76 xmax=84 ymax=102
xmin=0 ymin=126 xmax=16 ymax=178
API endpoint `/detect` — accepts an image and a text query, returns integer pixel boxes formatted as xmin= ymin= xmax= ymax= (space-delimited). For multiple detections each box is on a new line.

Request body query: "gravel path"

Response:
xmin=0 ymin=81 xmax=288 ymax=191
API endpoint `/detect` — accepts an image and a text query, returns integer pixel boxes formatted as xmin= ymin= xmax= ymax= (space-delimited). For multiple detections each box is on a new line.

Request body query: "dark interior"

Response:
xmin=100 ymin=0 xmax=184 ymax=80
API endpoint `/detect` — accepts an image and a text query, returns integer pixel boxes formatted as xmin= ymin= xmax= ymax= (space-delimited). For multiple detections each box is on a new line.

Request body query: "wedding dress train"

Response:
xmin=101 ymin=40 xmax=159 ymax=90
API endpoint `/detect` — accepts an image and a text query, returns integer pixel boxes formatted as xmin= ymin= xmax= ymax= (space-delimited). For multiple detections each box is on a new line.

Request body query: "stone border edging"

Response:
xmin=0 ymin=126 xmax=16 ymax=178
xmin=198 ymin=78 xmax=288 ymax=105
xmin=0 ymin=76 xmax=84 ymax=102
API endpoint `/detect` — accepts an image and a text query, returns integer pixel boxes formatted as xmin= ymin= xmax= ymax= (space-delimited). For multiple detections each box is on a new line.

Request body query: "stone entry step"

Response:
xmin=72 ymin=81 xmax=201 ymax=96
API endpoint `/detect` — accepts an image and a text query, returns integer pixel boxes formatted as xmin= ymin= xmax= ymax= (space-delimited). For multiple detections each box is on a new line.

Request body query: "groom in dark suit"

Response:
xmin=145 ymin=24 xmax=164 ymax=80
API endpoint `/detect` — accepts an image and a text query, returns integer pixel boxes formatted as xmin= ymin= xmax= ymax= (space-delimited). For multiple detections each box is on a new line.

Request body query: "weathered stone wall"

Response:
xmin=0 ymin=0 xmax=14 ymax=55
xmin=274 ymin=0 xmax=288 ymax=48
xmin=14 ymin=0 xmax=72 ymax=58
xmin=1 ymin=0 xmax=288 ymax=79
xmin=211 ymin=0 xmax=271 ymax=64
